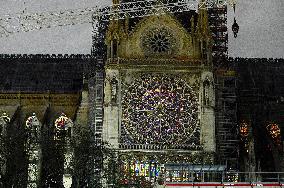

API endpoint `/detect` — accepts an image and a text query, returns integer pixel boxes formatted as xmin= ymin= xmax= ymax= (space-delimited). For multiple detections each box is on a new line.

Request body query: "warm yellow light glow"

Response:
xmin=240 ymin=120 xmax=249 ymax=137
xmin=266 ymin=123 xmax=281 ymax=146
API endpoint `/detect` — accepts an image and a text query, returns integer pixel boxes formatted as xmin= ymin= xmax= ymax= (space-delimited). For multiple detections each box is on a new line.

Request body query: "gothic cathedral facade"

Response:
xmin=101 ymin=1 xmax=217 ymax=181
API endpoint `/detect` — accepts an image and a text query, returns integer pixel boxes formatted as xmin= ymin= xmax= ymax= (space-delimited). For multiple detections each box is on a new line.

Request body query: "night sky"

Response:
xmin=0 ymin=0 xmax=283 ymax=58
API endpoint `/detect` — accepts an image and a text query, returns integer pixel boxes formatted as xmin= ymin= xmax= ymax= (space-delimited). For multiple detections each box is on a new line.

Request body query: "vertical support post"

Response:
xmin=63 ymin=137 xmax=73 ymax=188
xmin=0 ymin=113 xmax=10 ymax=186
xmin=25 ymin=114 xmax=41 ymax=188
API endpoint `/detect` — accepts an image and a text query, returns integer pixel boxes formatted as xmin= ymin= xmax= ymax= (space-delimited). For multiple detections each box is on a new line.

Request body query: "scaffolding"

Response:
xmin=89 ymin=16 xmax=109 ymax=186
xmin=214 ymin=68 xmax=239 ymax=169
xmin=208 ymin=5 xmax=239 ymax=170
xmin=208 ymin=6 xmax=228 ymax=61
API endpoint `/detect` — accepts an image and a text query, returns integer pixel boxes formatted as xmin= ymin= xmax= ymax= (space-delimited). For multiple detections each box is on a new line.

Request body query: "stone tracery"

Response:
xmin=54 ymin=113 xmax=73 ymax=140
xmin=266 ymin=123 xmax=281 ymax=146
xmin=141 ymin=26 xmax=177 ymax=55
xmin=55 ymin=113 xmax=73 ymax=131
xmin=121 ymin=74 xmax=200 ymax=147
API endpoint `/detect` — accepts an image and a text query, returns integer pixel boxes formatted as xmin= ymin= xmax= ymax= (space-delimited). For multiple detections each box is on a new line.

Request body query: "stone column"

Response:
xmin=103 ymin=69 xmax=120 ymax=149
xmin=61 ymin=118 xmax=74 ymax=188
xmin=53 ymin=114 xmax=74 ymax=187
xmin=0 ymin=113 xmax=10 ymax=185
xmin=63 ymin=138 xmax=73 ymax=188
xmin=200 ymin=71 xmax=216 ymax=153
xmin=25 ymin=114 xmax=41 ymax=188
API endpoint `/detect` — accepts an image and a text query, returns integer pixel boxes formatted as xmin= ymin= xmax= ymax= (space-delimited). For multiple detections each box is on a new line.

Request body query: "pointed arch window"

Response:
xmin=239 ymin=120 xmax=249 ymax=152
xmin=54 ymin=113 xmax=73 ymax=139
xmin=0 ymin=112 xmax=10 ymax=137
xmin=113 ymin=39 xmax=118 ymax=58
xmin=203 ymin=78 xmax=211 ymax=106
xmin=240 ymin=120 xmax=249 ymax=138
xmin=266 ymin=123 xmax=281 ymax=146
xmin=55 ymin=113 xmax=73 ymax=131
xmin=111 ymin=77 xmax=118 ymax=103
xmin=25 ymin=113 xmax=40 ymax=139
xmin=1 ymin=112 xmax=10 ymax=123
xmin=26 ymin=113 xmax=40 ymax=129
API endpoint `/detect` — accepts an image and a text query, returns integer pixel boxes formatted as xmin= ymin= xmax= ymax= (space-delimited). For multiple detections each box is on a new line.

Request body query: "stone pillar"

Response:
xmin=25 ymin=114 xmax=41 ymax=188
xmin=0 ymin=113 xmax=10 ymax=185
xmin=247 ymin=135 xmax=256 ymax=182
xmin=103 ymin=69 xmax=120 ymax=149
xmin=200 ymin=71 xmax=216 ymax=153
xmin=53 ymin=113 xmax=74 ymax=187
xmin=61 ymin=118 xmax=73 ymax=188
xmin=63 ymin=138 xmax=73 ymax=188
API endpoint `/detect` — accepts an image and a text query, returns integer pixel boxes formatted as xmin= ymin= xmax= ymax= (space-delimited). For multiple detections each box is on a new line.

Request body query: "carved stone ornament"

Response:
xmin=141 ymin=26 xmax=177 ymax=56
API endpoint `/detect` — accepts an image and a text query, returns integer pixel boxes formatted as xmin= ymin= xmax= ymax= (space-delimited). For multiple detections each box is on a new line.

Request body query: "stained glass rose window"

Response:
xmin=121 ymin=74 xmax=200 ymax=147
xmin=142 ymin=27 xmax=177 ymax=55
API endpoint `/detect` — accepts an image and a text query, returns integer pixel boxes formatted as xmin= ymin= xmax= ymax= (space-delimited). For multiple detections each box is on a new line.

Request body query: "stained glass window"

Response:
xmin=121 ymin=74 xmax=200 ymax=147
xmin=239 ymin=120 xmax=249 ymax=152
xmin=54 ymin=113 xmax=72 ymax=131
xmin=1 ymin=112 xmax=10 ymax=123
xmin=54 ymin=113 xmax=73 ymax=139
xmin=266 ymin=123 xmax=281 ymax=146
xmin=239 ymin=120 xmax=249 ymax=138
xmin=26 ymin=113 xmax=39 ymax=129
xmin=142 ymin=27 xmax=176 ymax=55
xmin=0 ymin=112 xmax=10 ymax=137
xmin=121 ymin=160 xmax=160 ymax=178
xmin=26 ymin=113 xmax=40 ymax=140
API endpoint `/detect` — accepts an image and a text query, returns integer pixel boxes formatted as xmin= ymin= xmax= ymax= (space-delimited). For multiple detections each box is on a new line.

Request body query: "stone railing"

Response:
xmin=107 ymin=57 xmax=208 ymax=67
xmin=119 ymin=143 xmax=202 ymax=151
xmin=0 ymin=54 xmax=95 ymax=59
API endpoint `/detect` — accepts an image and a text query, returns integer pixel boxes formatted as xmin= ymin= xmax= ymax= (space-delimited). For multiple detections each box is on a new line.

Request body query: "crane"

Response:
xmin=0 ymin=0 xmax=234 ymax=38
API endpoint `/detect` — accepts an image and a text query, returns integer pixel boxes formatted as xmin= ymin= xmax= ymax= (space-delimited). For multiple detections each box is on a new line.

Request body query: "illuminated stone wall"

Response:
xmin=103 ymin=9 xmax=215 ymax=155
xmin=103 ymin=65 xmax=215 ymax=153
xmin=106 ymin=13 xmax=202 ymax=60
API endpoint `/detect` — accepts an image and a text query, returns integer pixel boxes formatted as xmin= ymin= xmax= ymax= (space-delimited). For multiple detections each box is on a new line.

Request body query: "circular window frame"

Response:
xmin=121 ymin=74 xmax=200 ymax=146
xmin=141 ymin=26 xmax=178 ymax=56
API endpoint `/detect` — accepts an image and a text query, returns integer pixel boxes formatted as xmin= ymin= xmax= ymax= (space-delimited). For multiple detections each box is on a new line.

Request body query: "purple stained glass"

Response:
xmin=121 ymin=74 xmax=200 ymax=146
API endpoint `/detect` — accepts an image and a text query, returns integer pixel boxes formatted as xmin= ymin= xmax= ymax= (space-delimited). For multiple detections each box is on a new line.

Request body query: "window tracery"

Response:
xmin=142 ymin=27 xmax=177 ymax=55
xmin=266 ymin=123 xmax=281 ymax=146
xmin=240 ymin=120 xmax=249 ymax=138
xmin=111 ymin=77 xmax=118 ymax=103
xmin=239 ymin=120 xmax=249 ymax=152
xmin=0 ymin=112 xmax=10 ymax=137
xmin=55 ymin=113 xmax=72 ymax=130
xmin=203 ymin=78 xmax=210 ymax=106
xmin=121 ymin=74 xmax=200 ymax=147
xmin=26 ymin=113 xmax=41 ymax=142
xmin=54 ymin=113 xmax=73 ymax=139
xmin=1 ymin=112 xmax=10 ymax=123
xmin=26 ymin=113 xmax=39 ymax=129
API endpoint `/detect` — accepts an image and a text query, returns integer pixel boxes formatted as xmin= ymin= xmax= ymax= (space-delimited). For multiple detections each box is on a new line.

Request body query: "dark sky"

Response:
xmin=0 ymin=0 xmax=283 ymax=58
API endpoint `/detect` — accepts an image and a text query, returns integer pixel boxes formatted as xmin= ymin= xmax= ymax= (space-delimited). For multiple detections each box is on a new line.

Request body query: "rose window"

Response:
xmin=121 ymin=74 xmax=200 ymax=146
xmin=148 ymin=33 xmax=170 ymax=52
xmin=142 ymin=27 xmax=176 ymax=54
